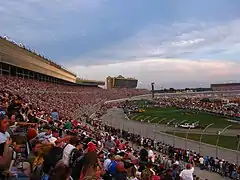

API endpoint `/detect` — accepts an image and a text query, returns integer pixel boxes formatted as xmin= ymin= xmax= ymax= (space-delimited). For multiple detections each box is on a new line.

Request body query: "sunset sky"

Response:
xmin=1 ymin=0 xmax=240 ymax=88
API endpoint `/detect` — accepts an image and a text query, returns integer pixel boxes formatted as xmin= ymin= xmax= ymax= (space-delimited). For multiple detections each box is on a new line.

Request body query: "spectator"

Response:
xmin=140 ymin=144 xmax=149 ymax=163
xmin=48 ymin=162 xmax=71 ymax=180
xmin=163 ymin=169 xmax=173 ymax=180
xmin=0 ymin=114 xmax=12 ymax=171
xmin=51 ymin=109 xmax=59 ymax=122
xmin=199 ymin=156 xmax=204 ymax=170
xmin=80 ymin=151 xmax=98 ymax=180
xmin=179 ymin=160 xmax=195 ymax=180
xmin=62 ymin=136 xmax=81 ymax=167
xmin=103 ymin=153 xmax=114 ymax=172
xmin=105 ymin=136 xmax=116 ymax=151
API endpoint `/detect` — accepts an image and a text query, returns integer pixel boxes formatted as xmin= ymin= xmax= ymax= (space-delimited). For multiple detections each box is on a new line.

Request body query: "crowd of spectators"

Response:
xmin=1 ymin=91 xmax=239 ymax=180
xmin=153 ymin=96 xmax=240 ymax=119
xmin=105 ymin=124 xmax=240 ymax=180
xmin=0 ymin=74 xmax=195 ymax=180
xmin=0 ymin=74 xmax=239 ymax=180
xmin=0 ymin=75 xmax=148 ymax=120
xmin=0 ymin=88 xmax=204 ymax=180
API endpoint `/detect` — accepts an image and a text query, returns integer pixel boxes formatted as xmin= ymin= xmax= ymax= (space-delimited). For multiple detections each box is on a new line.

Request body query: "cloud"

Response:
xmin=171 ymin=38 xmax=205 ymax=47
xmin=2 ymin=0 xmax=240 ymax=65
xmin=0 ymin=0 xmax=104 ymax=45
xmin=1 ymin=0 xmax=240 ymax=88
xmin=68 ymin=19 xmax=240 ymax=66
xmin=68 ymin=58 xmax=240 ymax=89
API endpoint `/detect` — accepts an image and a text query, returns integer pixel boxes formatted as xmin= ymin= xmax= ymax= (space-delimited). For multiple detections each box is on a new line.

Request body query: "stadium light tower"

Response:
xmin=151 ymin=82 xmax=155 ymax=99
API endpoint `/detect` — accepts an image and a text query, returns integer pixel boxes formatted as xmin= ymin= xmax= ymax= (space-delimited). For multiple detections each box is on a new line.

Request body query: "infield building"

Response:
xmin=106 ymin=75 xmax=138 ymax=89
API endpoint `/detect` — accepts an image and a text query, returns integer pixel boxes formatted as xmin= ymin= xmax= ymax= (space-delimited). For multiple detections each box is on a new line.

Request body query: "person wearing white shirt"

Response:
xmin=179 ymin=160 xmax=195 ymax=180
xmin=0 ymin=115 xmax=13 ymax=169
xmin=148 ymin=148 xmax=154 ymax=163
xmin=199 ymin=156 xmax=204 ymax=170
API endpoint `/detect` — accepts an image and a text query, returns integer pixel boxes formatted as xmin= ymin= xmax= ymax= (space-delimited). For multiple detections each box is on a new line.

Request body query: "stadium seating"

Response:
xmin=0 ymin=75 xmax=148 ymax=119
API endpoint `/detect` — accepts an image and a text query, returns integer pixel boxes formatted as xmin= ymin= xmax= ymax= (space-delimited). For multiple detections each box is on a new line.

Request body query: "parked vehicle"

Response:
xmin=179 ymin=122 xmax=199 ymax=129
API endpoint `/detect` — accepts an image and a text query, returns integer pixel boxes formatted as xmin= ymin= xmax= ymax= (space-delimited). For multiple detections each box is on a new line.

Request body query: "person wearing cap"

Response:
xmin=179 ymin=160 xmax=195 ymax=180
xmin=87 ymin=141 xmax=96 ymax=152
xmin=26 ymin=128 xmax=38 ymax=141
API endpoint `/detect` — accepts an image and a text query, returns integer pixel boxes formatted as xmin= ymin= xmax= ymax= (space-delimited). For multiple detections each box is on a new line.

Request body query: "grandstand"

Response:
xmin=211 ymin=82 xmax=240 ymax=91
xmin=0 ymin=36 xmax=105 ymax=87
xmin=0 ymin=36 xmax=76 ymax=83
xmin=76 ymin=77 xmax=105 ymax=87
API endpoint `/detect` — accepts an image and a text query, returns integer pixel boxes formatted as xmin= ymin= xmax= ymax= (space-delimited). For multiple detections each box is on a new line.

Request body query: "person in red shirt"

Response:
xmin=73 ymin=119 xmax=78 ymax=127
xmin=118 ymin=140 xmax=126 ymax=150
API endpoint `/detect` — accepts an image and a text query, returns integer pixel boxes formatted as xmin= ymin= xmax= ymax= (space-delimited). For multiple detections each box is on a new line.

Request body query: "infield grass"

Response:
xmin=129 ymin=107 xmax=240 ymax=129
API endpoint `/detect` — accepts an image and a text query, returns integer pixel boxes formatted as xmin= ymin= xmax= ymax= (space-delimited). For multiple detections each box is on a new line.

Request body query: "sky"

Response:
xmin=1 ymin=0 xmax=240 ymax=89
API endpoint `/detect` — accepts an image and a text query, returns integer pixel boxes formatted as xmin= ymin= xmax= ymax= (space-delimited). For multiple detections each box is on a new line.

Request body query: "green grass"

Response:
xmin=129 ymin=107 xmax=240 ymax=129
xmin=166 ymin=132 xmax=239 ymax=151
